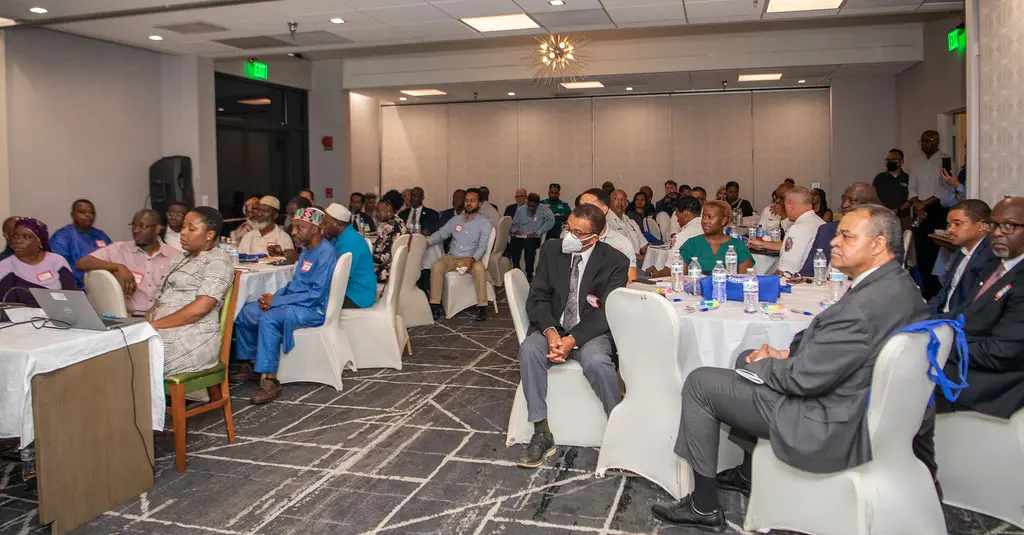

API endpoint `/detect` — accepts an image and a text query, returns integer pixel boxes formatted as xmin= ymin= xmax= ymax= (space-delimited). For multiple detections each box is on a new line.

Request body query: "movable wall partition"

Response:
xmin=381 ymin=89 xmax=831 ymax=212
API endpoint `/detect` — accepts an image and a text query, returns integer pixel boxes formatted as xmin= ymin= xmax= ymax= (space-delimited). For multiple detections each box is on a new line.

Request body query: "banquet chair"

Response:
xmin=935 ymin=408 xmax=1024 ymax=528
xmin=488 ymin=216 xmax=513 ymax=288
xmin=277 ymin=253 xmax=355 ymax=391
xmin=902 ymin=229 xmax=914 ymax=267
xmin=342 ymin=245 xmax=410 ymax=370
xmin=164 ymin=270 xmax=241 ymax=472
xmin=442 ymin=228 xmax=498 ymax=318
xmin=744 ymin=327 xmax=953 ymax=535
xmin=504 ymin=269 xmax=608 ymax=447
xmin=596 ymin=288 xmax=687 ymax=498
xmin=642 ymin=216 xmax=662 ymax=243
xmin=656 ymin=212 xmax=673 ymax=241
xmin=394 ymin=233 xmax=433 ymax=327
xmin=83 ymin=270 xmax=128 ymax=318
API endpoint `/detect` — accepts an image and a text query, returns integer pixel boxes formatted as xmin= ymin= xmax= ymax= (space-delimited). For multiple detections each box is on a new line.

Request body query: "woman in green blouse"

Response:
xmin=680 ymin=199 xmax=755 ymax=274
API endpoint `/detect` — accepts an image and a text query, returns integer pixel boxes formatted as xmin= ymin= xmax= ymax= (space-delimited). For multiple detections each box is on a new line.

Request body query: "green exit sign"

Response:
xmin=245 ymin=60 xmax=269 ymax=80
xmin=948 ymin=27 xmax=966 ymax=55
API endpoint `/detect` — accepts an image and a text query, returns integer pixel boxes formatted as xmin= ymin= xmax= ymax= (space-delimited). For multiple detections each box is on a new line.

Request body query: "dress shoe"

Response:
xmin=651 ymin=495 xmax=726 ymax=532
xmin=229 ymin=362 xmax=260 ymax=383
xmin=716 ymin=466 xmax=751 ymax=497
xmin=516 ymin=430 xmax=555 ymax=468
xmin=250 ymin=378 xmax=281 ymax=404
xmin=475 ymin=306 xmax=487 ymax=322
xmin=431 ymin=304 xmax=444 ymax=321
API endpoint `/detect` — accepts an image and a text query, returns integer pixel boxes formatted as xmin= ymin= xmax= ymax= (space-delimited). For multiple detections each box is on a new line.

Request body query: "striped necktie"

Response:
xmin=561 ymin=254 xmax=583 ymax=331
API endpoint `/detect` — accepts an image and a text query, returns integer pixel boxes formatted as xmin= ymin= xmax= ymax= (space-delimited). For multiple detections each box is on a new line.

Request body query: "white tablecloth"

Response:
xmin=0 ymin=322 xmax=165 ymax=447
xmin=232 ymin=263 xmax=295 ymax=320
xmin=641 ymin=245 xmax=675 ymax=272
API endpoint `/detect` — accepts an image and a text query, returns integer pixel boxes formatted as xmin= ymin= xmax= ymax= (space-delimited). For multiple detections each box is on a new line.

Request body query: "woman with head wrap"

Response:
xmin=0 ymin=218 xmax=77 ymax=306
xmin=230 ymin=196 xmax=261 ymax=243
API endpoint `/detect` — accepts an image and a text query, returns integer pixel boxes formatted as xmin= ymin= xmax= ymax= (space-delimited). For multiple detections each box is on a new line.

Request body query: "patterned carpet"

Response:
xmin=0 ymin=294 xmax=1018 ymax=534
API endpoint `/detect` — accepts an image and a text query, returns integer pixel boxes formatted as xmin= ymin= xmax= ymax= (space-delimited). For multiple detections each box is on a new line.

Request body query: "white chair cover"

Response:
xmin=442 ymin=228 xmax=496 ymax=319
xmin=936 ymin=408 xmax=1024 ymax=528
xmin=488 ymin=216 xmax=513 ymax=288
xmin=342 ymin=246 xmax=409 ymax=370
xmin=902 ymin=229 xmax=914 ymax=267
xmin=278 ymin=253 xmax=356 ymax=391
xmin=597 ymin=288 xmax=687 ymax=497
xmin=83 ymin=270 xmax=128 ymax=318
xmin=744 ymin=328 xmax=953 ymax=535
xmin=504 ymin=270 xmax=608 ymax=447
xmin=394 ymin=233 xmax=433 ymax=327
xmin=656 ymin=212 xmax=673 ymax=241
xmin=642 ymin=216 xmax=662 ymax=243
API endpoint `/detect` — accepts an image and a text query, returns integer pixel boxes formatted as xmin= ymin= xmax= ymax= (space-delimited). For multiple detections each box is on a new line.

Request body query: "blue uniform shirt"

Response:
xmin=273 ymin=239 xmax=338 ymax=315
xmin=50 ymin=225 xmax=112 ymax=288
xmin=511 ymin=204 xmax=555 ymax=237
xmin=330 ymin=224 xmax=377 ymax=308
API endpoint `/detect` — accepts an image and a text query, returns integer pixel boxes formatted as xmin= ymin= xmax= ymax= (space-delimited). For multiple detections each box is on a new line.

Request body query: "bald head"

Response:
xmin=841 ymin=182 xmax=880 ymax=214
xmin=514 ymin=188 xmax=527 ymax=205
xmin=610 ymin=189 xmax=629 ymax=216
xmin=990 ymin=197 xmax=1024 ymax=259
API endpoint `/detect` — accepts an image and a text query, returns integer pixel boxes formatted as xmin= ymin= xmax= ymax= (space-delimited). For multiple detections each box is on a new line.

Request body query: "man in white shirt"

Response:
xmin=239 ymin=196 xmax=295 ymax=256
xmin=758 ymin=182 xmax=794 ymax=236
xmin=907 ymin=129 xmax=953 ymax=298
xmin=749 ymin=187 xmax=824 ymax=275
xmin=610 ymin=189 xmax=649 ymax=255
xmin=579 ymin=188 xmax=638 ymax=282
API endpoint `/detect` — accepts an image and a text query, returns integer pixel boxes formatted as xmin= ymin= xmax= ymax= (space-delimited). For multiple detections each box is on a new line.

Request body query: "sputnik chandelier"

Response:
xmin=530 ymin=33 xmax=589 ymax=86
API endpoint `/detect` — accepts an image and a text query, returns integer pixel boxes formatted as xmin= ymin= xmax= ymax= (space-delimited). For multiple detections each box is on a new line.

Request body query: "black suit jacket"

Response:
xmin=398 ymin=206 xmax=440 ymax=233
xmin=944 ymin=259 xmax=1024 ymax=418
xmin=526 ymin=240 xmax=629 ymax=347
xmin=504 ymin=203 xmax=520 ymax=218
xmin=929 ymin=236 xmax=997 ymax=315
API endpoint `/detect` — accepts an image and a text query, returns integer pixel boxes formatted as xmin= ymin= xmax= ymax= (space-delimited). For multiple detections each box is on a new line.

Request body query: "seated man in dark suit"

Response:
xmin=397 ymin=187 xmax=440 ymax=234
xmin=914 ymin=197 xmax=1024 ymax=479
xmin=516 ymin=204 xmax=629 ymax=468
xmin=652 ymin=204 xmax=928 ymax=530
xmin=799 ymin=182 xmax=880 ymax=276
xmin=928 ymin=199 xmax=996 ymax=315
xmin=438 ymin=189 xmax=466 ymax=253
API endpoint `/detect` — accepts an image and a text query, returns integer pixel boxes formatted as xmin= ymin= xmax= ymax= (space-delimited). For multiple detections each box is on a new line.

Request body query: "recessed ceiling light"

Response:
xmin=549 ymin=0 xmax=565 ymax=5
xmin=148 ymin=35 xmax=164 ymax=41
xmin=508 ymin=92 xmax=516 ymax=96
xmin=238 ymin=98 xmax=272 ymax=105
xmin=561 ymin=81 xmax=605 ymax=89
xmin=399 ymin=97 xmax=408 ymax=101
xmin=217 ymin=107 xmax=225 ymax=112
xmin=29 ymin=7 xmax=47 ymax=14
xmin=461 ymin=14 xmax=539 ymax=32
xmin=766 ymin=0 xmax=842 ymax=13
xmin=401 ymin=89 xmax=447 ymax=96
xmin=738 ymin=73 xmax=783 ymax=82
xmin=329 ymin=17 xmax=345 ymax=24
xmin=625 ymin=87 xmax=633 ymax=91
xmin=798 ymin=79 xmax=807 ymax=84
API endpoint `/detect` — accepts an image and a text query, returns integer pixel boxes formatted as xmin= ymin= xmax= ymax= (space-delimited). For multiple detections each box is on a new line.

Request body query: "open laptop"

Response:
xmin=29 ymin=288 xmax=143 ymax=331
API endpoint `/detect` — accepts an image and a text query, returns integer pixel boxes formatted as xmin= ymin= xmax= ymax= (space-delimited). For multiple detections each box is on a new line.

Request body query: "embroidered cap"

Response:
xmin=294 ymin=207 xmax=325 ymax=227
xmin=325 ymin=203 xmax=352 ymax=223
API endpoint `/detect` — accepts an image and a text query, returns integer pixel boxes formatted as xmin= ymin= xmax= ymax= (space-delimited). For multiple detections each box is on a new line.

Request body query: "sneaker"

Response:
xmin=651 ymin=495 xmax=726 ymax=532
xmin=716 ymin=466 xmax=751 ymax=497
xmin=475 ymin=306 xmax=487 ymax=322
xmin=229 ymin=362 xmax=260 ymax=383
xmin=250 ymin=378 xmax=281 ymax=405
xmin=516 ymin=430 xmax=555 ymax=468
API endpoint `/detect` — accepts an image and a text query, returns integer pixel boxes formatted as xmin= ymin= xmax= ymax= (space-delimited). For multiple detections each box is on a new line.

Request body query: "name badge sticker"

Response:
xmin=95 ymin=240 xmax=106 ymax=247
xmin=586 ymin=294 xmax=600 ymax=308
xmin=454 ymin=224 xmax=464 ymax=233
xmin=36 ymin=270 xmax=54 ymax=283
xmin=301 ymin=260 xmax=314 ymax=273
xmin=132 ymin=271 xmax=144 ymax=284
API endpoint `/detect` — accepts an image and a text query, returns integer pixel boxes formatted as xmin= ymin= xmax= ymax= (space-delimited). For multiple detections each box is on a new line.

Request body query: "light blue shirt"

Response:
xmin=330 ymin=225 xmax=376 ymax=308
xmin=428 ymin=212 xmax=492 ymax=260
xmin=511 ymin=204 xmax=555 ymax=237
xmin=938 ymin=183 xmax=966 ymax=208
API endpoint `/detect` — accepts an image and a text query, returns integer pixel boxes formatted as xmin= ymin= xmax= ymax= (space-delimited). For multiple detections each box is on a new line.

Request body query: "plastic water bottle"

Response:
xmin=20 ymin=446 xmax=34 ymax=482
xmin=770 ymin=226 xmax=782 ymax=242
xmin=725 ymin=245 xmax=738 ymax=275
xmin=670 ymin=252 xmax=685 ymax=293
xmin=688 ymin=257 xmax=703 ymax=296
xmin=829 ymin=266 xmax=845 ymax=302
xmin=743 ymin=269 xmax=759 ymax=314
xmin=813 ymin=249 xmax=827 ymax=286
xmin=747 ymin=226 xmax=756 ymax=240
xmin=712 ymin=261 xmax=727 ymax=303
xmin=228 ymin=244 xmax=240 ymax=266
xmin=756 ymin=224 xmax=764 ymax=240
xmin=732 ymin=207 xmax=743 ymax=228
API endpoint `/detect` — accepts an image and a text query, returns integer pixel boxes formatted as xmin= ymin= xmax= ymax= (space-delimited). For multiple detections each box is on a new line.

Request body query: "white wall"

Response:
xmin=215 ymin=57 xmax=311 ymax=90
xmin=896 ymin=14 xmax=966 ymax=158
xmin=0 ymin=31 xmax=10 ymax=223
xmin=307 ymin=59 xmax=347 ymax=204
xmin=162 ymin=55 xmax=218 ymax=208
xmin=349 ymin=92 xmax=380 ymax=198
xmin=5 ymin=29 xmax=164 ymax=242
xmin=831 ymin=76 xmax=898 ymax=209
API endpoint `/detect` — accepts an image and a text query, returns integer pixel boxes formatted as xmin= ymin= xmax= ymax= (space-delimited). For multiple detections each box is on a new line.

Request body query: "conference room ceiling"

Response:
xmin=351 ymin=61 xmax=915 ymax=103
xmin=0 ymin=0 xmax=963 ymax=58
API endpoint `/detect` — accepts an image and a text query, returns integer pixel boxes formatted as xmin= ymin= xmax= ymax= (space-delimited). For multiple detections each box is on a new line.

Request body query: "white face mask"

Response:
xmin=562 ymin=233 xmax=584 ymax=254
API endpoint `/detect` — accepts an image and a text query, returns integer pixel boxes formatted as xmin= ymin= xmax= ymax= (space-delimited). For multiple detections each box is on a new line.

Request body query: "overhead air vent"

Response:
xmin=213 ymin=36 xmax=293 ymax=49
xmin=155 ymin=21 xmax=229 ymax=34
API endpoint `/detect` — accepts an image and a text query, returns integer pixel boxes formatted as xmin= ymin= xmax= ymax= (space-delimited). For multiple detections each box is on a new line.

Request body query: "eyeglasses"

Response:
xmin=561 ymin=223 xmax=595 ymax=240
xmin=988 ymin=221 xmax=1024 ymax=234
xmin=128 ymin=223 xmax=158 ymax=231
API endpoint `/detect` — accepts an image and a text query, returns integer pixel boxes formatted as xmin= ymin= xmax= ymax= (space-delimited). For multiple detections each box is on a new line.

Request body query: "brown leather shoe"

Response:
xmin=250 ymin=379 xmax=281 ymax=404
xmin=229 ymin=362 xmax=260 ymax=383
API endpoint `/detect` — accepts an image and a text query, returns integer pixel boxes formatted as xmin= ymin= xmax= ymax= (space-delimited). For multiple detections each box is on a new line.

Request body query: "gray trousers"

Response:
xmin=674 ymin=351 xmax=780 ymax=478
xmin=518 ymin=330 xmax=622 ymax=422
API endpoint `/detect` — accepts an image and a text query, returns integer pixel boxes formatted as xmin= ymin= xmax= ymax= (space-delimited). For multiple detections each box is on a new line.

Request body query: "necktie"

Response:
xmin=974 ymin=264 xmax=1005 ymax=302
xmin=412 ymin=208 xmax=419 ymax=227
xmin=562 ymin=254 xmax=583 ymax=331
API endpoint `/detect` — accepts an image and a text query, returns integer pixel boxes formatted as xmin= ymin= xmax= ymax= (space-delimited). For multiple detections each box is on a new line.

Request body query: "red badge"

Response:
xmin=586 ymin=294 xmax=600 ymax=308
xmin=301 ymin=260 xmax=314 ymax=273
xmin=455 ymin=224 xmax=464 ymax=232
xmin=95 ymin=240 xmax=106 ymax=247
xmin=784 ymin=237 xmax=793 ymax=251
xmin=132 ymin=271 xmax=144 ymax=284
xmin=36 ymin=270 xmax=54 ymax=283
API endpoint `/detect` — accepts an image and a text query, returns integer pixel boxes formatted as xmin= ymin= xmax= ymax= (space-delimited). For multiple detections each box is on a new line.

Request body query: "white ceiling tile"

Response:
xmin=262 ymin=0 xmax=350 ymax=16
xmin=339 ymin=0 xmax=423 ymax=8
xmin=615 ymin=18 xmax=688 ymax=29
xmin=838 ymin=5 xmax=918 ymax=16
xmin=683 ymin=0 xmax=762 ymax=21
xmin=599 ymin=0 xmax=681 ymax=7
xmin=917 ymin=1 xmax=964 ymax=11
xmin=514 ymin=0 xmax=603 ymax=13
xmin=839 ymin=0 xmax=919 ymax=7
xmin=360 ymin=2 xmax=451 ymax=24
xmin=761 ymin=7 xmax=838 ymax=20
xmin=392 ymin=19 xmax=478 ymax=37
xmin=606 ymin=4 xmax=688 ymax=24
xmin=325 ymin=25 xmax=417 ymax=41
xmin=427 ymin=0 xmax=523 ymax=18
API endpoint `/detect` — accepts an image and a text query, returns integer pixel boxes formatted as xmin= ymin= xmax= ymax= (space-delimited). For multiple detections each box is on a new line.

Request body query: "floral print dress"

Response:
xmin=373 ymin=216 xmax=408 ymax=283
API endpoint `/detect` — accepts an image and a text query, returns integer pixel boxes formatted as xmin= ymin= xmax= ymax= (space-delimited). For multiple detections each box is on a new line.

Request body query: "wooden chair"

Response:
xmin=163 ymin=270 xmax=241 ymax=472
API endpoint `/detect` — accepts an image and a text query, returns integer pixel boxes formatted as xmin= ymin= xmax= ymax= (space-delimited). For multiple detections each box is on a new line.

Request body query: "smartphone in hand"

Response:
xmin=941 ymin=157 xmax=952 ymax=173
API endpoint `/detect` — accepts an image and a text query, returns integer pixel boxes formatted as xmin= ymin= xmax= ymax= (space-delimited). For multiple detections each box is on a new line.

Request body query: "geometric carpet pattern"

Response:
xmin=0 ymin=297 xmax=1020 ymax=534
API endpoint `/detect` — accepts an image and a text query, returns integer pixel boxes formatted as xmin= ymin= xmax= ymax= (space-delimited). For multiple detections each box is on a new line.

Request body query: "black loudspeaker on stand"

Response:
xmin=149 ymin=156 xmax=195 ymax=215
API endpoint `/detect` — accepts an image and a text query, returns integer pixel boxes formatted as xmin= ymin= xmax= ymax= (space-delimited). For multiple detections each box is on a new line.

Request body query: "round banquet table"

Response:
xmin=641 ymin=244 xmax=676 ymax=272
xmin=232 ymin=263 xmax=295 ymax=320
